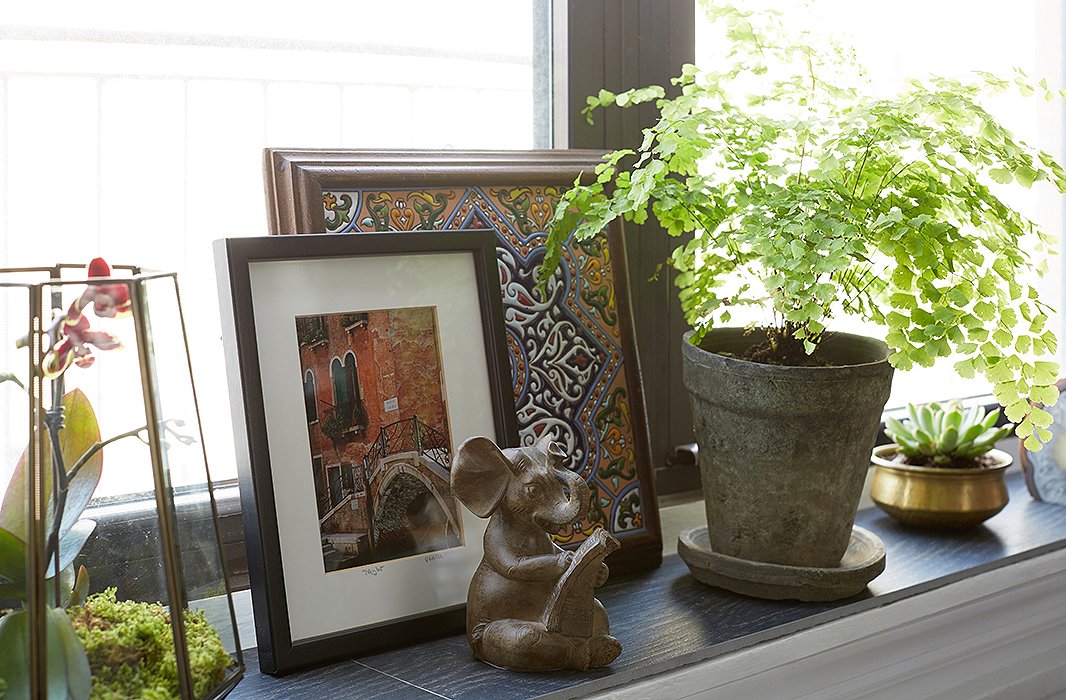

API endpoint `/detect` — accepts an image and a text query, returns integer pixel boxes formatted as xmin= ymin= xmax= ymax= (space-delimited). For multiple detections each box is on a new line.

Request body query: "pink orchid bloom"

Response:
xmin=43 ymin=304 xmax=123 ymax=377
xmin=79 ymin=257 xmax=132 ymax=319
xmin=41 ymin=258 xmax=128 ymax=378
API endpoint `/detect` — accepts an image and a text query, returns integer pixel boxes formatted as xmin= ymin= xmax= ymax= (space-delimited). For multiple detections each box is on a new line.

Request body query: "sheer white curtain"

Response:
xmin=0 ymin=1 xmax=539 ymax=496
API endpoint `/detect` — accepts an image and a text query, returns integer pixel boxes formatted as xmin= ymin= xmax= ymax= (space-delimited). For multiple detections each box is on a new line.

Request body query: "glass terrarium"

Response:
xmin=0 ymin=261 xmax=243 ymax=699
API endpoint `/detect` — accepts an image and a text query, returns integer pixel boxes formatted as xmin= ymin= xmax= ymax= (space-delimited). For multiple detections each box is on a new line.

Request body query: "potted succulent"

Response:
xmin=541 ymin=3 xmax=1064 ymax=580
xmin=873 ymin=403 xmax=1015 ymax=528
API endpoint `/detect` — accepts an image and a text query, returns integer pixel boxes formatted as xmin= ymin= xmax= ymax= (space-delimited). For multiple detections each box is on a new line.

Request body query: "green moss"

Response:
xmin=67 ymin=589 xmax=232 ymax=699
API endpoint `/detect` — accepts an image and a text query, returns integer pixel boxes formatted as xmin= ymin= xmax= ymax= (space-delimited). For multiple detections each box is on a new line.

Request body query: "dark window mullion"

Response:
xmin=559 ymin=0 xmax=698 ymax=494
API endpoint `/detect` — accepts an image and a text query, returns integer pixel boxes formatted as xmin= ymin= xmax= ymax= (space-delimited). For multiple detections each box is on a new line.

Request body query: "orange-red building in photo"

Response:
xmin=296 ymin=306 xmax=461 ymax=572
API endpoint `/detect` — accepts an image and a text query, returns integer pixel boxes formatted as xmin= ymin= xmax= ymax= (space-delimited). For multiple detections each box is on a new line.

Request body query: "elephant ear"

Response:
xmin=451 ymin=436 xmax=513 ymax=517
xmin=537 ymin=433 xmax=566 ymax=460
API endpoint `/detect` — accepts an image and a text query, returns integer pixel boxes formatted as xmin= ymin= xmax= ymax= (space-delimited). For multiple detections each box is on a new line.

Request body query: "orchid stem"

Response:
xmin=65 ymin=426 xmax=147 ymax=484
xmin=0 ymin=374 xmax=26 ymax=391
xmin=42 ymin=416 xmax=147 ymax=596
xmin=44 ymin=376 xmax=67 ymax=604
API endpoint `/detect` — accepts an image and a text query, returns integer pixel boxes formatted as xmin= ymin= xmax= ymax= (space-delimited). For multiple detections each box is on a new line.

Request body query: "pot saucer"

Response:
xmin=677 ymin=525 xmax=886 ymax=602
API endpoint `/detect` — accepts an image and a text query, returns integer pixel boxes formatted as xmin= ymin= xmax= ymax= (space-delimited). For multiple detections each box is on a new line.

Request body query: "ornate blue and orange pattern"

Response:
xmin=324 ymin=186 xmax=645 ymax=546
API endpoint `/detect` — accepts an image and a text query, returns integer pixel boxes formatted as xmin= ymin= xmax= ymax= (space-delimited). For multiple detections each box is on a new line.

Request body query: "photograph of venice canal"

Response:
xmin=295 ymin=306 xmax=464 ymax=573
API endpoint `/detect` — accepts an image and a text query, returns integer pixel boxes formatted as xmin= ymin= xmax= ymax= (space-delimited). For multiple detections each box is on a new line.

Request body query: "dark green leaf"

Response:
xmin=0 ymin=606 xmax=90 ymax=700
xmin=0 ymin=528 xmax=25 ymax=599
xmin=48 ymin=608 xmax=90 ymax=700
xmin=0 ymin=608 xmax=73 ymax=700
xmin=0 ymin=611 xmax=30 ymax=700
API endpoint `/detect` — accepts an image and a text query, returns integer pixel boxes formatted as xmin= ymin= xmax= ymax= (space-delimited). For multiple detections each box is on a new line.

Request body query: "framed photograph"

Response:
xmin=214 ymin=230 xmax=518 ymax=674
xmin=263 ymin=149 xmax=662 ymax=575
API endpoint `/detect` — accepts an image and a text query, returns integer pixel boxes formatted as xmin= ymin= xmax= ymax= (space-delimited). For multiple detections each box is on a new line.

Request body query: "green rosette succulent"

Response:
xmin=885 ymin=402 xmax=1013 ymax=465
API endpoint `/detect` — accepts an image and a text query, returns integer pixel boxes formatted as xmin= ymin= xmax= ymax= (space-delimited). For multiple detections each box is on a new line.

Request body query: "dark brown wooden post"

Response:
xmin=556 ymin=0 xmax=699 ymax=493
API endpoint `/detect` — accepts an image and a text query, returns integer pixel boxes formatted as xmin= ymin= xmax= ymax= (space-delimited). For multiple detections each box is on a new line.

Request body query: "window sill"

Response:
xmin=227 ymin=470 xmax=1066 ymax=699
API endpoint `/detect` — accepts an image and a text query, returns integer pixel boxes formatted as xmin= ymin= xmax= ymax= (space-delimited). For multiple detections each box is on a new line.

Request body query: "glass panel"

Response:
xmin=136 ymin=274 xmax=241 ymax=697
xmin=56 ymin=272 xmax=190 ymax=699
xmin=0 ymin=272 xmax=207 ymax=698
xmin=0 ymin=283 xmax=33 ymax=699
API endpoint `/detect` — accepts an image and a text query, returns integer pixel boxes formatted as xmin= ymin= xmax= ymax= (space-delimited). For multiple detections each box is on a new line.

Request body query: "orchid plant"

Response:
xmin=0 ymin=259 xmax=145 ymax=700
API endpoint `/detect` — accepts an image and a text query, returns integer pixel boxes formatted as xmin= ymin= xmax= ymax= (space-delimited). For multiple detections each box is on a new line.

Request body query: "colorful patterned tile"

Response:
xmin=324 ymin=185 xmax=648 ymax=546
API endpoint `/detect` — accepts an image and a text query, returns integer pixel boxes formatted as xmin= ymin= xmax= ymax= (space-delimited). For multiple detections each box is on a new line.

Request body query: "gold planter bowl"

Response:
xmin=870 ymin=444 xmax=1012 ymax=529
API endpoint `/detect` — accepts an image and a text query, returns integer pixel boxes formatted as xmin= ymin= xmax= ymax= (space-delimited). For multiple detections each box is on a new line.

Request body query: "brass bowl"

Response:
xmin=870 ymin=444 xmax=1011 ymax=529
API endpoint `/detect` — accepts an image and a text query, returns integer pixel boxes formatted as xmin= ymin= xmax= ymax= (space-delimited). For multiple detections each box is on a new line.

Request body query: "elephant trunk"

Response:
xmin=550 ymin=468 xmax=590 ymax=526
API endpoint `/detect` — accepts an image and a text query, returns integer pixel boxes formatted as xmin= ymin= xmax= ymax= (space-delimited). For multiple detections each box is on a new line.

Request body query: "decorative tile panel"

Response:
xmin=324 ymin=186 xmax=646 ymax=546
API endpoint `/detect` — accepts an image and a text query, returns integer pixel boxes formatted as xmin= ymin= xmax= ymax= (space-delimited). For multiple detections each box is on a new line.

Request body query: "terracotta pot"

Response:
xmin=682 ymin=328 xmax=894 ymax=568
xmin=870 ymin=444 xmax=1011 ymax=529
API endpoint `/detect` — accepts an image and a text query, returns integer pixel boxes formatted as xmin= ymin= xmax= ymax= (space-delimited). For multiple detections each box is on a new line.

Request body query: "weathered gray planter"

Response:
xmin=682 ymin=328 xmax=894 ymax=568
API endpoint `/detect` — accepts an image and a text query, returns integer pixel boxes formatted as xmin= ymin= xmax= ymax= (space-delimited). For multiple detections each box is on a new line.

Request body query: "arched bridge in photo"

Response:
xmin=363 ymin=416 xmax=460 ymax=543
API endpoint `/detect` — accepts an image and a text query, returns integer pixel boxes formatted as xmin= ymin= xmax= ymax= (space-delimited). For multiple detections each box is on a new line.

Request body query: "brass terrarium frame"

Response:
xmin=0 ymin=264 xmax=243 ymax=699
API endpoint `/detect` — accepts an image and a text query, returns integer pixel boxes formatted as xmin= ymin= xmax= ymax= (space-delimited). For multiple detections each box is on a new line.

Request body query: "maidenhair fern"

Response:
xmin=541 ymin=2 xmax=1064 ymax=450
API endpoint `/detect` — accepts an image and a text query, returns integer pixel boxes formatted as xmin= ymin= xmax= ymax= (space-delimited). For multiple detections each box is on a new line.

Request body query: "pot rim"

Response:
xmin=871 ymin=443 xmax=1013 ymax=474
xmin=682 ymin=327 xmax=892 ymax=380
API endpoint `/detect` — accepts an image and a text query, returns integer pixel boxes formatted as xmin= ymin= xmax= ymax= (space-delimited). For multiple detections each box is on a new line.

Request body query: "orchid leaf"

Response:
xmin=53 ymin=392 xmax=104 ymax=541
xmin=63 ymin=566 xmax=90 ymax=610
xmin=49 ymin=607 xmax=91 ymax=700
xmin=49 ymin=565 xmax=75 ymax=609
xmin=0 ymin=389 xmax=103 ymax=542
xmin=0 ymin=527 xmax=25 ymax=599
xmin=0 ymin=607 xmax=91 ymax=700
xmin=47 ymin=520 xmax=95 ymax=578
xmin=0 ymin=611 xmax=31 ymax=700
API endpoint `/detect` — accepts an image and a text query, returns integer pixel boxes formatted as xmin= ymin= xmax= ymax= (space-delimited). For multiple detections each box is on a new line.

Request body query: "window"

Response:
xmin=296 ymin=317 xmax=328 ymax=347
xmin=341 ymin=462 xmax=355 ymax=497
xmin=330 ymin=356 xmax=350 ymax=408
xmin=330 ymin=353 xmax=368 ymax=433
xmin=312 ymin=455 xmax=326 ymax=518
xmin=327 ymin=464 xmax=343 ymax=511
xmin=0 ymin=3 xmax=548 ymax=497
xmin=303 ymin=370 xmax=318 ymax=423
xmin=695 ymin=0 xmax=1065 ymax=409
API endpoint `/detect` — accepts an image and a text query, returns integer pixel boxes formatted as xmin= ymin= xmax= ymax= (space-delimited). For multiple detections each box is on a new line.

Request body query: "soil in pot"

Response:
xmin=712 ymin=324 xmax=834 ymax=367
xmin=885 ymin=450 xmax=1002 ymax=471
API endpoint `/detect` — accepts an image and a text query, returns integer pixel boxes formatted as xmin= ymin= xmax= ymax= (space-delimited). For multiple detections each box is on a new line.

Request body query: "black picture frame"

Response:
xmin=214 ymin=230 xmax=519 ymax=674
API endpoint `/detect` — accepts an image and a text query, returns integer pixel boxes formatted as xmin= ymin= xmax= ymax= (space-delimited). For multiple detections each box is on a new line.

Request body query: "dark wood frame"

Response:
xmin=562 ymin=1 xmax=698 ymax=491
xmin=262 ymin=148 xmax=661 ymax=575
xmin=264 ymin=149 xmax=623 ymax=235
xmin=214 ymin=231 xmax=519 ymax=675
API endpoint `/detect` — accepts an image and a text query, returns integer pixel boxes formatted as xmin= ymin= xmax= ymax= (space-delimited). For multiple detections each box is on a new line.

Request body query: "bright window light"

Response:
xmin=0 ymin=2 xmax=542 ymax=497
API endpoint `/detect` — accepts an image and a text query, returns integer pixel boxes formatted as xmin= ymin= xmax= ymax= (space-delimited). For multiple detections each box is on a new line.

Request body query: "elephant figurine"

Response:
xmin=450 ymin=434 xmax=622 ymax=672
